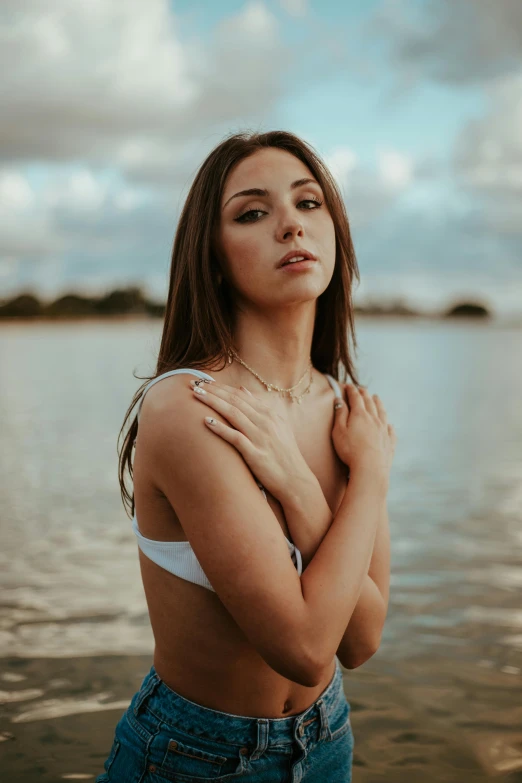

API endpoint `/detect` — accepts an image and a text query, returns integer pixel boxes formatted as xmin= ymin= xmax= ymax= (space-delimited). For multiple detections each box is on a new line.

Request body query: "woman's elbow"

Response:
xmin=269 ymin=646 xmax=324 ymax=688
xmin=339 ymin=636 xmax=382 ymax=670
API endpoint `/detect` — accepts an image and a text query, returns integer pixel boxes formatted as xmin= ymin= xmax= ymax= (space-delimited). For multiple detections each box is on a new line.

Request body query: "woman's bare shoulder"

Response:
xmin=137 ymin=366 xmax=228 ymax=423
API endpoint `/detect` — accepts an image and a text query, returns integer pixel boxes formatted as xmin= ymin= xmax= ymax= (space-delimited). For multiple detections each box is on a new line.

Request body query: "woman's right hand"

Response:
xmin=331 ymin=383 xmax=396 ymax=483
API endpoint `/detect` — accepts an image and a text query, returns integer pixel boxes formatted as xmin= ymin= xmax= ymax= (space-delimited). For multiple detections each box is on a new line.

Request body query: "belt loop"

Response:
xmin=251 ymin=718 xmax=269 ymax=760
xmin=316 ymin=698 xmax=330 ymax=741
xmin=133 ymin=671 xmax=161 ymax=717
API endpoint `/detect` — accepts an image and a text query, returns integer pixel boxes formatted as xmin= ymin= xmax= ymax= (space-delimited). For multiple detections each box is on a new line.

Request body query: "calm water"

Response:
xmin=0 ymin=318 xmax=521 ymax=782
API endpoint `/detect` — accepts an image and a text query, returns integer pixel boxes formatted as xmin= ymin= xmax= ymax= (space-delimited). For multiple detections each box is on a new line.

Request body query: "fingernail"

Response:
xmin=193 ymin=387 xmax=206 ymax=395
xmin=240 ymin=385 xmax=253 ymax=395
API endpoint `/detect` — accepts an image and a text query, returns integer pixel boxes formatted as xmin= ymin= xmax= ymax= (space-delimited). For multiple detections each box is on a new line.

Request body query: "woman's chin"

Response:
xmin=270 ymin=284 xmax=328 ymax=307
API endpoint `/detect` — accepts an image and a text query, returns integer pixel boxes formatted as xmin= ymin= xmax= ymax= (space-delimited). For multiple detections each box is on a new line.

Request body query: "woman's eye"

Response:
xmin=233 ymin=198 xmax=323 ymax=224
xmin=234 ymin=209 xmax=266 ymax=223
xmin=299 ymin=198 xmax=323 ymax=210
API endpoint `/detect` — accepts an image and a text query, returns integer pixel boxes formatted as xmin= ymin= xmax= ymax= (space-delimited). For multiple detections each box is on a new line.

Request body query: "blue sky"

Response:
xmin=1 ymin=0 xmax=521 ymax=315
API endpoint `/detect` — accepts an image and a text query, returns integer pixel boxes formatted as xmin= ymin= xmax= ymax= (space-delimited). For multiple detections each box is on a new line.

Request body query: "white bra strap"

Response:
xmin=136 ymin=368 xmax=216 ymax=423
xmin=325 ymin=373 xmax=343 ymax=398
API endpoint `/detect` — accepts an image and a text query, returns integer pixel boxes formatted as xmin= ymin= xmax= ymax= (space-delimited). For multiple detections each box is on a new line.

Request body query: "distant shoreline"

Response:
xmin=1 ymin=286 xmax=519 ymax=325
xmin=1 ymin=312 xmax=521 ymax=327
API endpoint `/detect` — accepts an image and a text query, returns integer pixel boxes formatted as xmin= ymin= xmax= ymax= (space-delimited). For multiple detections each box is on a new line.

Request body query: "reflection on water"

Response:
xmin=0 ymin=318 xmax=521 ymax=781
xmin=11 ymin=694 xmax=130 ymax=724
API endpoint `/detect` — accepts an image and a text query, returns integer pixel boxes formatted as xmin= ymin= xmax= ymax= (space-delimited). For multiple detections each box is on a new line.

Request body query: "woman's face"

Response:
xmin=217 ymin=147 xmax=336 ymax=309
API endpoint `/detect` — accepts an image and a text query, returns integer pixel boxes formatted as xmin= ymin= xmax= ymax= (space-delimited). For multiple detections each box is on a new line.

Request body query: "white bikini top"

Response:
xmin=132 ymin=368 xmax=343 ymax=591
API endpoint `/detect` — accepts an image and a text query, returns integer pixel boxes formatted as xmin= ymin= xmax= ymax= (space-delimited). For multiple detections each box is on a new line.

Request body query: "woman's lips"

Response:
xmin=279 ymin=259 xmax=317 ymax=271
xmin=277 ymin=249 xmax=317 ymax=267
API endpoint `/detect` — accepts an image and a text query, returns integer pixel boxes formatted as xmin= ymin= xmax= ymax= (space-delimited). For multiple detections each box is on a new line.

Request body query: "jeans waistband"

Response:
xmin=133 ymin=656 xmax=345 ymax=749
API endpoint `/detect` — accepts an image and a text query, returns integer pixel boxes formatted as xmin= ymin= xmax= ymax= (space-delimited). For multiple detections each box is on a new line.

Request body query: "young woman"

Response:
xmin=97 ymin=130 xmax=396 ymax=783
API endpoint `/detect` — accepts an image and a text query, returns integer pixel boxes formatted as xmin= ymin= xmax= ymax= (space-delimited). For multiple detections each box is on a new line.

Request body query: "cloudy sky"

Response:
xmin=1 ymin=0 xmax=521 ymax=315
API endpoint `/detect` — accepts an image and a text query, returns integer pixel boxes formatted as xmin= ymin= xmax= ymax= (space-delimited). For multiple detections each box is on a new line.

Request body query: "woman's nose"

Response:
xmin=277 ymin=214 xmax=304 ymax=242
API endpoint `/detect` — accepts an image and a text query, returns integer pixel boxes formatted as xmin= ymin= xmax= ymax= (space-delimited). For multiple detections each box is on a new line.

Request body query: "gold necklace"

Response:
xmin=228 ymin=348 xmax=313 ymax=404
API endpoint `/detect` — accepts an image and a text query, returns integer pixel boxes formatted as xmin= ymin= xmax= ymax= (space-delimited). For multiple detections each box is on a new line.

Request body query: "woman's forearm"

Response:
xmin=336 ymin=573 xmax=386 ymax=666
xmin=277 ymin=466 xmax=387 ymax=672
xmin=337 ymin=495 xmax=389 ymax=665
xmin=278 ymin=472 xmax=333 ymax=569
xmin=279 ymin=474 xmax=390 ymax=667
xmin=367 ymin=496 xmax=390 ymax=610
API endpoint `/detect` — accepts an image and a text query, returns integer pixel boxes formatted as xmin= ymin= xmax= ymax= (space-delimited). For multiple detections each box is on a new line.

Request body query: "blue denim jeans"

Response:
xmin=96 ymin=656 xmax=353 ymax=783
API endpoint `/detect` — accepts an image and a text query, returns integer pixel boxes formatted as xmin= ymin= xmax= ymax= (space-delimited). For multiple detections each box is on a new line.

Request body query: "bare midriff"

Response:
xmin=142 ymin=549 xmax=337 ymax=717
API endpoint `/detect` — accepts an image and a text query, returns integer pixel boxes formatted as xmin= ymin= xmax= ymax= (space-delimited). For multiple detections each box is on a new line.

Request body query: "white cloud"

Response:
xmin=377 ymin=148 xmax=413 ymax=189
xmin=325 ymin=144 xmax=415 ymax=229
xmin=368 ymin=0 xmax=522 ymax=87
xmin=113 ymin=188 xmax=150 ymax=212
xmin=43 ymin=170 xmax=108 ymax=212
xmin=1 ymin=0 xmax=193 ymax=164
xmin=0 ymin=169 xmax=61 ymax=259
xmin=325 ymin=146 xmax=358 ymax=193
xmin=233 ymin=0 xmax=278 ymax=36
xmin=0 ymin=0 xmax=285 ymax=180
xmin=0 ymin=172 xmax=35 ymax=210
xmin=449 ymin=71 xmax=522 ymax=242
xmin=454 ymin=72 xmax=522 ymax=198
xmin=0 ymin=258 xmax=20 ymax=281
xmin=366 ymin=0 xmax=522 ymax=266
xmin=278 ymin=0 xmax=309 ymax=17
xmin=0 ymin=0 xmax=292 ymax=293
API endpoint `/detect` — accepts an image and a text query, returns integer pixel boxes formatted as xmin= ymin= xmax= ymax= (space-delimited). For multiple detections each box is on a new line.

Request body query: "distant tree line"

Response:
xmin=0 ymin=287 xmax=165 ymax=318
xmin=0 ymin=286 xmax=492 ymax=320
xmin=354 ymin=299 xmax=491 ymax=318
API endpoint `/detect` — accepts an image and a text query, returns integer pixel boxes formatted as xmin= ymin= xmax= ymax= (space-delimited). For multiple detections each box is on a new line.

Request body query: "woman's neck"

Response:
xmin=230 ymin=307 xmax=315 ymax=390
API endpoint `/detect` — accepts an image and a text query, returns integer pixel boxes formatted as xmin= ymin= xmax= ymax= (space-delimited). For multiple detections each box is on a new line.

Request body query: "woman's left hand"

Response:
xmin=189 ymin=379 xmax=311 ymax=500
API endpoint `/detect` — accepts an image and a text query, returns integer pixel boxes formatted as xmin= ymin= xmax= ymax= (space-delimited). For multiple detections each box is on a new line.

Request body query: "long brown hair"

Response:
xmin=118 ymin=129 xmax=362 ymax=516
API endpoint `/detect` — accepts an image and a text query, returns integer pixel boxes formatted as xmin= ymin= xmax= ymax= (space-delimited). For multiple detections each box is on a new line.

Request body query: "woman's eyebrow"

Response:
xmin=222 ymin=177 xmax=320 ymax=210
